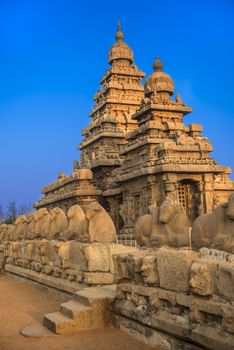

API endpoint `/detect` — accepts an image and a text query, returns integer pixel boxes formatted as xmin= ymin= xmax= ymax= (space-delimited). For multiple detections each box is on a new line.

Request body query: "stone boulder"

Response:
xmin=191 ymin=193 xmax=234 ymax=253
xmin=49 ymin=207 xmax=68 ymax=240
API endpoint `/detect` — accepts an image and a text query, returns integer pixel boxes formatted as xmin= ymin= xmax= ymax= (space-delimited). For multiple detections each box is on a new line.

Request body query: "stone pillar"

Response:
xmin=203 ymin=174 xmax=215 ymax=213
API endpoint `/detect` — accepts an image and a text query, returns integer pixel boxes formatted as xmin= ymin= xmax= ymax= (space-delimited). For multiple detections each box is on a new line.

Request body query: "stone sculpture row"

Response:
xmin=134 ymin=193 xmax=234 ymax=254
xmin=0 ymin=202 xmax=116 ymax=243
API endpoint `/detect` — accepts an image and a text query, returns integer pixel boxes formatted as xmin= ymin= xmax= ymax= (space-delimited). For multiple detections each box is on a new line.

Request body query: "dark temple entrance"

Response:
xmin=178 ymin=180 xmax=199 ymax=225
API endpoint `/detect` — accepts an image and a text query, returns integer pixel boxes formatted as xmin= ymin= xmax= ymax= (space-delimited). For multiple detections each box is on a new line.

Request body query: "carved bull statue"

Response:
xmin=5 ymin=224 xmax=16 ymax=241
xmin=191 ymin=193 xmax=234 ymax=253
xmin=34 ymin=208 xmax=51 ymax=239
xmin=134 ymin=199 xmax=190 ymax=248
xmin=60 ymin=205 xmax=88 ymax=241
xmin=14 ymin=215 xmax=27 ymax=240
xmin=48 ymin=207 xmax=68 ymax=240
xmin=0 ymin=224 xmax=8 ymax=243
xmin=82 ymin=202 xmax=116 ymax=243
xmin=26 ymin=213 xmax=36 ymax=240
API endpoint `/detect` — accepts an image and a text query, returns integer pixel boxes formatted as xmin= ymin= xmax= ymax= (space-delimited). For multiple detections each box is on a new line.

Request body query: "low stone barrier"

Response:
xmin=2 ymin=240 xmax=137 ymax=292
xmin=113 ymin=247 xmax=234 ymax=350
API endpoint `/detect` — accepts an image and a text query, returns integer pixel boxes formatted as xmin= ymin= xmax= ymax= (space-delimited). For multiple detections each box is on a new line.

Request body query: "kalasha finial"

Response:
xmin=153 ymin=56 xmax=163 ymax=72
xmin=115 ymin=20 xmax=124 ymax=42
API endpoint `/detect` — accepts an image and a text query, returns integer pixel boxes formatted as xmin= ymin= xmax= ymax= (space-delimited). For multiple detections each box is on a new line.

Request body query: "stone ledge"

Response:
xmin=115 ymin=315 xmax=204 ymax=350
xmin=5 ymin=264 xmax=84 ymax=294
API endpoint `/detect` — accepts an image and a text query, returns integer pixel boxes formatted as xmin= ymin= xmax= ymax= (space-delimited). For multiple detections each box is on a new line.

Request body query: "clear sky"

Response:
xmin=0 ymin=0 xmax=233 ymax=210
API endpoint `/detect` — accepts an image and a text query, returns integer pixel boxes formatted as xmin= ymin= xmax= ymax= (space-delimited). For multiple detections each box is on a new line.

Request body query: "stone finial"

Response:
xmin=153 ymin=56 xmax=163 ymax=72
xmin=74 ymin=160 xmax=79 ymax=170
xmin=115 ymin=20 xmax=124 ymax=42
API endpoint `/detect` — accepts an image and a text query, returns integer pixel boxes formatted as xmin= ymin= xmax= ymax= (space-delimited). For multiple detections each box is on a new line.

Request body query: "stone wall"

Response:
xmin=1 ymin=240 xmax=137 ymax=291
xmin=113 ymin=247 xmax=234 ymax=350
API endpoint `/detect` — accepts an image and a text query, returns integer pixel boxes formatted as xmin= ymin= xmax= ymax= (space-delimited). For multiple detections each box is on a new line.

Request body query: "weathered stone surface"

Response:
xmin=141 ymin=254 xmax=159 ymax=285
xmin=189 ymin=258 xmax=216 ymax=296
xmin=63 ymin=242 xmax=87 ymax=270
xmin=39 ymin=240 xmax=61 ymax=267
xmin=115 ymin=315 xmax=172 ymax=350
xmin=84 ymin=272 xmax=114 ymax=285
xmin=216 ymin=261 xmax=234 ymax=301
xmin=157 ymin=247 xmax=198 ymax=292
xmin=108 ymin=244 xmax=138 ymax=273
xmin=113 ymin=250 xmax=149 ymax=283
xmin=222 ymin=304 xmax=234 ymax=334
xmin=191 ymin=324 xmax=233 ymax=350
xmin=83 ymin=244 xmax=110 ymax=272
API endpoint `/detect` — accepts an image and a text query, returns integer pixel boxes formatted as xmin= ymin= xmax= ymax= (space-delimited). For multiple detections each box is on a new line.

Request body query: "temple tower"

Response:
xmin=79 ymin=22 xmax=145 ymax=191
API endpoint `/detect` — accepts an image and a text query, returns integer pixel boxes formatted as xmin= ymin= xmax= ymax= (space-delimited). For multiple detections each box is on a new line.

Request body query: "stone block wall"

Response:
xmin=2 ymin=240 xmax=137 ymax=290
xmin=113 ymin=247 xmax=234 ymax=350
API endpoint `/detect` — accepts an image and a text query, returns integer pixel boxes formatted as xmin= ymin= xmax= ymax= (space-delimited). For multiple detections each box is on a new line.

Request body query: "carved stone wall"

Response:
xmin=2 ymin=240 xmax=137 ymax=287
xmin=113 ymin=247 xmax=234 ymax=350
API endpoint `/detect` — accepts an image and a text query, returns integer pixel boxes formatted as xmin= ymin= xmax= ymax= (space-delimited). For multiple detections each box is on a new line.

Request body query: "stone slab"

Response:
xmin=157 ymin=248 xmax=198 ymax=292
xmin=84 ymin=272 xmax=114 ymax=285
xmin=20 ymin=325 xmax=55 ymax=338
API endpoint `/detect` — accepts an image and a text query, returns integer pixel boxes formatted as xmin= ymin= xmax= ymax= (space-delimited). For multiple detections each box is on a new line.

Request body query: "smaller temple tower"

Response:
xmin=107 ymin=57 xmax=233 ymax=236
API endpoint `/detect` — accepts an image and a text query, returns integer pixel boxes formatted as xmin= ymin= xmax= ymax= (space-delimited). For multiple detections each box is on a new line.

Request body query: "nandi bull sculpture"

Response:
xmin=134 ymin=198 xmax=190 ymax=248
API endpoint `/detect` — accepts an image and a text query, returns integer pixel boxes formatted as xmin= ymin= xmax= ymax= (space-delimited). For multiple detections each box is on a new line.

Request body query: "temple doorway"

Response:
xmin=178 ymin=180 xmax=199 ymax=225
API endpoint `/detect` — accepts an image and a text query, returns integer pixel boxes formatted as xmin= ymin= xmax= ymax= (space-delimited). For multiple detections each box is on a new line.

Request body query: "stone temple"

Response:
xmin=1 ymin=22 xmax=234 ymax=350
xmin=33 ymin=22 xmax=234 ymax=240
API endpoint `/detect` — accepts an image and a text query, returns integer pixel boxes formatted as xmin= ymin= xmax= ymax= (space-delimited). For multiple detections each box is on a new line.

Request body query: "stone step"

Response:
xmin=74 ymin=285 xmax=116 ymax=306
xmin=43 ymin=285 xmax=116 ymax=334
xmin=60 ymin=300 xmax=90 ymax=319
xmin=43 ymin=312 xmax=72 ymax=334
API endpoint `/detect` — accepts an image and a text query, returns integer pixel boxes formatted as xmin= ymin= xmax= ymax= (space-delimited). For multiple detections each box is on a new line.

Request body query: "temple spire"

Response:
xmin=115 ymin=20 xmax=124 ymax=42
xmin=153 ymin=56 xmax=163 ymax=72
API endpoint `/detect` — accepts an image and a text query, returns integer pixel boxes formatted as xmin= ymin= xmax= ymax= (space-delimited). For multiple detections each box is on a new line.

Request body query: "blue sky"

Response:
xmin=0 ymin=0 xmax=233 ymax=210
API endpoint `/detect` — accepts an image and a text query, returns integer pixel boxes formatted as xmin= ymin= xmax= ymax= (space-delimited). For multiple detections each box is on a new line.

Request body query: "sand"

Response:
xmin=0 ymin=273 xmax=152 ymax=350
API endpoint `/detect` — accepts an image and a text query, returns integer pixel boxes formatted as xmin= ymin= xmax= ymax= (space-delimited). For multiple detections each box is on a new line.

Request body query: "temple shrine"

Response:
xmin=34 ymin=22 xmax=234 ymax=240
